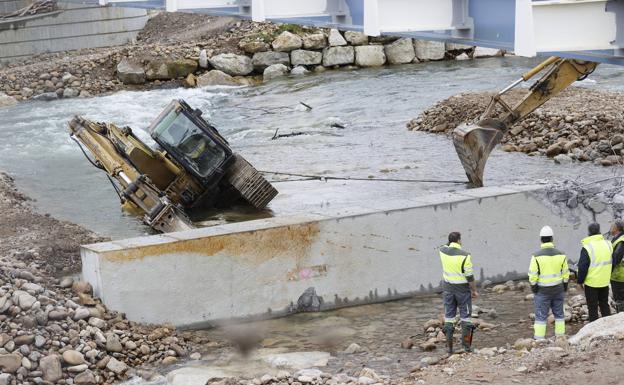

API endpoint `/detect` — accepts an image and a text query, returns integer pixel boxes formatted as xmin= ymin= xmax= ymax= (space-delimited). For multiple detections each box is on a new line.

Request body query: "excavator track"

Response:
xmin=226 ymin=154 xmax=278 ymax=209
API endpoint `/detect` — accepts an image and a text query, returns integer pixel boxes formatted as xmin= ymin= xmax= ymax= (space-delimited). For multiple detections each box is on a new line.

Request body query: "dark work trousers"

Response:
xmin=584 ymin=285 xmax=611 ymax=322
xmin=612 ymin=281 xmax=624 ymax=312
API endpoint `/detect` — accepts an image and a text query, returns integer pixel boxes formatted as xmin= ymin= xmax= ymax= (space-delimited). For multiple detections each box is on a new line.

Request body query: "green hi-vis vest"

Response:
xmin=582 ymin=234 xmax=613 ymax=288
xmin=610 ymin=235 xmax=624 ymax=282
xmin=528 ymin=242 xmax=569 ymax=287
xmin=439 ymin=242 xmax=473 ymax=284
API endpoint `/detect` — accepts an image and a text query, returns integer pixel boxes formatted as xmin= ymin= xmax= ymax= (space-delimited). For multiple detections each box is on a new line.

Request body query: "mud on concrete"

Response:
xmin=407 ymin=87 xmax=624 ymax=167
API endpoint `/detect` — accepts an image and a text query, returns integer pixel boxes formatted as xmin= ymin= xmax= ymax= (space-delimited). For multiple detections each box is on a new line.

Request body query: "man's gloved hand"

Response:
xmin=531 ymin=285 xmax=539 ymax=294
xmin=563 ymin=282 xmax=568 ymax=292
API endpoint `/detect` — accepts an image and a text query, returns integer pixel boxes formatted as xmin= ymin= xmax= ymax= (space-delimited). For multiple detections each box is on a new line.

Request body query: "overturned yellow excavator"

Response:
xmin=69 ymin=99 xmax=277 ymax=233
xmin=454 ymin=57 xmax=598 ymax=187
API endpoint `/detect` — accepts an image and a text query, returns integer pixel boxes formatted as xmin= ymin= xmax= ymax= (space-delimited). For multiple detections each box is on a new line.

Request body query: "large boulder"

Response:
xmin=445 ymin=42 xmax=473 ymax=51
xmin=272 ymin=31 xmax=302 ymax=52
xmin=355 ymin=45 xmax=386 ymax=67
xmin=569 ymin=312 xmax=624 ymax=346
xmin=328 ymin=29 xmax=347 ymax=46
xmin=145 ymin=61 xmax=169 ymax=80
xmin=0 ymin=92 xmax=17 ymax=107
xmin=344 ymin=31 xmax=368 ymax=46
xmin=239 ymin=38 xmax=270 ymax=54
xmin=302 ymin=32 xmax=327 ymax=49
xmin=263 ymin=64 xmax=289 ymax=82
xmin=414 ymin=40 xmax=445 ymax=61
xmin=384 ymin=38 xmax=415 ymax=64
xmin=40 ymin=355 xmax=62 ymax=382
xmin=196 ymin=70 xmax=239 ymax=87
xmin=322 ymin=46 xmax=354 ymax=66
xmin=474 ymin=46 xmax=503 ymax=58
xmin=209 ymin=54 xmax=253 ymax=76
xmin=166 ymin=59 xmax=198 ymax=78
xmin=116 ymin=58 xmax=145 ymax=85
xmin=252 ymin=51 xmax=290 ymax=71
xmin=291 ymin=50 xmax=323 ymax=66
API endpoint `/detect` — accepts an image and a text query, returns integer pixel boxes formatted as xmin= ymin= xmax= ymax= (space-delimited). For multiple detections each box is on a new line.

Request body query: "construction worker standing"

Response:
xmin=439 ymin=231 xmax=478 ymax=354
xmin=528 ymin=226 xmax=569 ymax=340
xmin=577 ymin=222 xmax=613 ymax=321
xmin=610 ymin=220 xmax=624 ymax=312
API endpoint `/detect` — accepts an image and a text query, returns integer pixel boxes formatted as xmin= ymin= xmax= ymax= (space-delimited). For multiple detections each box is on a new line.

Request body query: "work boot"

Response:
xmin=461 ymin=322 xmax=475 ymax=353
xmin=616 ymin=301 xmax=624 ymax=313
xmin=443 ymin=322 xmax=454 ymax=355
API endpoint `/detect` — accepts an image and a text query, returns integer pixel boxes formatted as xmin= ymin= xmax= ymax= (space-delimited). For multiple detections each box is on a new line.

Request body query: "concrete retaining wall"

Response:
xmin=81 ymin=184 xmax=611 ymax=328
xmin=0 ymin=2 xmax=147 ymax=62
xmin=0 ymin=0 xmax=26 ymax=14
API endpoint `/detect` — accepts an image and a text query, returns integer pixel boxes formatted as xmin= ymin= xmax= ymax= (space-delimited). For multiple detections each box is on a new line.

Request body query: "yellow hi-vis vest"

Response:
xmin=528 ymin=242 xmax=569 ymax=287
xmin=439 ymin=242 xmax=473 ymax=284
xmin=610 ymin=235 xmax=624 ymax=282
xmin=583 ymin=234 xmax=613 ymax=288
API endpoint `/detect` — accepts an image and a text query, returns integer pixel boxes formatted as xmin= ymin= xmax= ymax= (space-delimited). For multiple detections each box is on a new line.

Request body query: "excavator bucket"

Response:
xmin=452 ymin=118 xmax=507 ymax=187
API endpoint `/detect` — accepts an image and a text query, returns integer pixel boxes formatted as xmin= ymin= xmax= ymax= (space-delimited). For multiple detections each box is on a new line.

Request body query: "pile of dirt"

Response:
xmin=407 ymin=87 xmax=624 ymax=166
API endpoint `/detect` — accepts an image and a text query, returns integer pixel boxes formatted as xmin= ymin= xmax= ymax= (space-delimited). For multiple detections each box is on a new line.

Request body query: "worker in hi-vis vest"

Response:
xmin=610 ymin=220 xmax=624 ymax=312
xmin=577 ymin=222 xmax=613 ymax=322
xmin=439 ymin=231 xmax=478 ymax=355
xmin=528 ymin=226 xmax=569 ymax=340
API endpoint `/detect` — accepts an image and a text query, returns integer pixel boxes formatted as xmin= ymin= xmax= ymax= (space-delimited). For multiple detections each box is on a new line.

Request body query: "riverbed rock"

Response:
xmin=63 ymin=350 xmax=86 ymax=365
xmin=0 ymin=93 xmax=17 ymax=108
xmin=106 ymin=357 xmax=128 ymax=375
xmin=344 ymin=31 xmax=368 ymax=45
xmin=62 ymin=87 xmax=79 ymax=98
xmin=344 ymin=343 xmax=362 ymax=354
xmin=355 ymin=45 xmax=386 ymax=67
xmin=209 ymin=54 xmax=253 ymax=76
xmin=322 ymin=46 xmax=354 ymax=66
xmin=116 ymin=58 xmax=146 ymax=85
xmin=385 ymin=38 xmax=416 ymax=64
xmin=570 ymin=312 xmax=624 ymax=346
xmin=328 ymin=29 xmax=347 ymax=46
xmin=72 ymin=281 xmax=93 ymax=295
xmin=167 ymin=59 xmax=198 ymax=79
xmin=13 ymin=290 xmax=36 ymax=310
xmin=263 ymin=64 xmax=289 ymax=82
xmin=75 ymin=370 xmax=96 ymax=385
xmin=0 ymin=354 xmax=21 ymax=373
xmin=302 ymin=32 xmax=327 ymax=49
xmin=455 ymin=52 xmax=471 ymax=61
xmin=414 ymin=40 xmax=445 ymax=61
xmin=291 ymin=50 xmax=322 ymax=66
xmin=272 ymin=31 xmax=302 ymax=52
xmin=32 ymin=92 xmax=58 ymax=101
xmin=196 ymin=70 xmax=239 ymax=87
xmin=514 ymin=338 xmax=534 ymax=351
xmin=199 ymin=49 xmax=209 ymax=68
xmin=40 ymin=355 xmax=62 ymax=382
xmin=252 ymin=51 xmax=291 ymax=70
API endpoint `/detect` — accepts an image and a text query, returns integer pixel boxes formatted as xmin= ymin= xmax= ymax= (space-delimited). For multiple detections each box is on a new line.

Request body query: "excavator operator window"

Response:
xmin=152 ymin=110 xmax=227 ymax=178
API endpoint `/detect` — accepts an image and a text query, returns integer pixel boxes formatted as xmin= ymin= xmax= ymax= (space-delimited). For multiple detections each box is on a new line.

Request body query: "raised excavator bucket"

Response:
xmin=453 ymin=119 xmax=506 ymax=188
xmin=451 ymin=56 xmax=598 ymax=188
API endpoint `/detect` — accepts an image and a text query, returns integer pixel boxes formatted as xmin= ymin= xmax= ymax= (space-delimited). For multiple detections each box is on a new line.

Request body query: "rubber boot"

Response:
xmin=617 ymin=301 xmax=624 ymax=313
xmin=443 ymin=322 xmax=454 ymax=355
xmin=461 ymin=322 xmax=475 ymax=353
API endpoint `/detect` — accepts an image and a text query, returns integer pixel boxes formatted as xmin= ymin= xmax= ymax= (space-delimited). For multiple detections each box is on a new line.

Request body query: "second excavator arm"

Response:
xmin=453 ymin=57 xmax=598 ymax=187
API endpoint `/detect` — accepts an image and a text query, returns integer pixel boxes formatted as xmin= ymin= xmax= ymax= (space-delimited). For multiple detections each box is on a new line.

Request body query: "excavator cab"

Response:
xmin=150 ymin=99 xmax=234 ymax=185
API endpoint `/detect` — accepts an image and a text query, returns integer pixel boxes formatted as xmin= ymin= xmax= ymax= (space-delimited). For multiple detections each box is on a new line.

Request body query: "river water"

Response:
xmin=0 ymin=57 xmax=623 ymax=239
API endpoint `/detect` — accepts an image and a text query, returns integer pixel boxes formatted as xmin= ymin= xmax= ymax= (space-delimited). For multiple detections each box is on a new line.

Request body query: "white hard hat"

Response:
xmin=540 ymin=226 xmax=554 ymax=237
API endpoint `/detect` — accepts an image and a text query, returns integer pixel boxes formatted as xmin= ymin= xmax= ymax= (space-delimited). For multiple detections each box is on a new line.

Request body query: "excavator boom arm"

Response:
xmin=453 ymin=58 xmax=598 ymax=187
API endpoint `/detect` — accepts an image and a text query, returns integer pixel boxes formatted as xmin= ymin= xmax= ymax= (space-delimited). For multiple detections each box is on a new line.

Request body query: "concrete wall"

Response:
xmin=0 ymin=0 xmax=26 ymax=14
xmin=0 ymin=2 xmax=147 ymax=63
xmin=81 ymin=185 xmax=611 ymax=328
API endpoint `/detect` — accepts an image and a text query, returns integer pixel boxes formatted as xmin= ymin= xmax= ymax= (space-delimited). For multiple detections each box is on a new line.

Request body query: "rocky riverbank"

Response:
xmin=0 ymin=173 xmax=204 ymax=384
xmin=0 ymin=12 xmax=503 ymax=106
xmin=407 ymin=88 xmax=624 ymax=166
